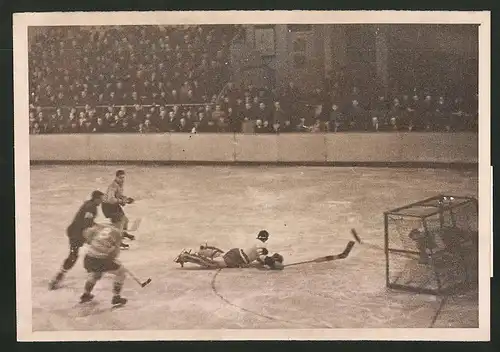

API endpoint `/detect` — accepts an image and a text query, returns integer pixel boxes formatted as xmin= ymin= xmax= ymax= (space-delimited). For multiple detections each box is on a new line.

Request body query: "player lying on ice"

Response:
xmin=174 ymin=230 xmax=285 ymax=270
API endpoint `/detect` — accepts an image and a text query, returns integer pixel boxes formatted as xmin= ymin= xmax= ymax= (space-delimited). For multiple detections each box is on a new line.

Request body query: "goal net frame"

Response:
xmin=384 ymin=194 xmax=478 ymax=295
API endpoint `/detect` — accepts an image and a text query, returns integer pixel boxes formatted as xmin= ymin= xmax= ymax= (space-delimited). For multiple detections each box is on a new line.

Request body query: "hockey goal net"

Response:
xmin=384 ymin=195 xmax=478 ymax=295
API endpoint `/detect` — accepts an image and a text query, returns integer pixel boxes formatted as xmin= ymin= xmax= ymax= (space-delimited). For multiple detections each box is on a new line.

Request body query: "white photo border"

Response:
xmin=14 ymin=10 xmax=491 ymax=342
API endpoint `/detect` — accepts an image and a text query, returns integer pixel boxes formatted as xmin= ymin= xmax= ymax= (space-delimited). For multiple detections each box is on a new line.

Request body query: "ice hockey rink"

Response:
xmin=29 ymin=165 xmax=479 ymax=330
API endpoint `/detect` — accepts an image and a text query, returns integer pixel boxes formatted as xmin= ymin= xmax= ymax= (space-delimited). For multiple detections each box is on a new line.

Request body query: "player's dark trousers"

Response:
xmin=223 ymin=248 xmax=248 ymax=268
xmin=102 ymin=203 xmax=129 ymax=228
xmin=102 ymin=203 xmax=133 ymax=240
xmin=102 ymin=203 xmax=125 ymax=222
xmin=63 ymin=229 xmax=84 ymax=271
xmin=83 ymin=255 xmax=125 ymax=295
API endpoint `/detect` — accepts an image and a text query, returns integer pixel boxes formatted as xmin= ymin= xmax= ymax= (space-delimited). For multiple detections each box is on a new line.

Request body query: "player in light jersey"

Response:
xmin=102 ymin=170 xmax=135 ymax=249
xmin=174 ymin=230 xmax=284 ymax=270
xmin=79 ymin=215 xmax=128 ymax=306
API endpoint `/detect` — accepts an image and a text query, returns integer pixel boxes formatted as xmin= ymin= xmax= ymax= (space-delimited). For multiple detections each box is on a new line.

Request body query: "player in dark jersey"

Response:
xmin=49 ymin=190 xmax=105 ymax=290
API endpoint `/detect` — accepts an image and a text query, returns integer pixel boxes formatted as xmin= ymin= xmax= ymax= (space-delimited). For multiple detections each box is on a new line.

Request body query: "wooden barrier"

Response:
xmin=29 ymin=132 xmax=478 ymax=167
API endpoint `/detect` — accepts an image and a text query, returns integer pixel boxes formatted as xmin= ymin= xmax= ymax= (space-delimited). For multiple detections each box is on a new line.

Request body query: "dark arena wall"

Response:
xmin=232 ymin=24 xmax=478 ymax=96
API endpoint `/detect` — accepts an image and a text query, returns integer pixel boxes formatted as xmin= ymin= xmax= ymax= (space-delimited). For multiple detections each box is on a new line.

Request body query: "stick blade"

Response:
xmin=338 ymin=240 xmax=355 ymax=259
xmin=351 ymin=228 xmax=362 ymax=243
xmin=324 ymin=241 xmax=355 ymax=261
xmin=141 ymin=278 xmax=152 ymax=287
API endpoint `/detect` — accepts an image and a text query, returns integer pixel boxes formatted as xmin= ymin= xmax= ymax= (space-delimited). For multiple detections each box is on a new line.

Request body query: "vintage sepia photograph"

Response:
xmin=14 ymin=11 xmax=491 ymax=341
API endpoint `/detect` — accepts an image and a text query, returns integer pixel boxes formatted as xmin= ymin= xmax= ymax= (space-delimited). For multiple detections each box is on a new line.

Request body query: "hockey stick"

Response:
xmin=113 ymin=252 xmax=151 ymax=288
xmin=122 ymin=265 xmax=152 ymax=288
xmin=112 ymin=217 xmax=141 ymax=244
xmin=284 ymin=241 xmax=355 ymax=268
xmin=350 ymin=228 xmax=414 ymax=259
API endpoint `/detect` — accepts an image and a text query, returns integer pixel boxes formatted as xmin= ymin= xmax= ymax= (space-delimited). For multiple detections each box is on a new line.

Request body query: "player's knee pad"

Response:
xmin=69 ymin=247 xmax=79 ymax=257
xmin=70 ymin=247 xmax=80 ymax=256
xmin=63 ymin=252 xmax=79 ymax=270
xmin=122 ymin=215 xmax=129 ymax=229
xmin=198 ymin=244 xmax=223 ymax=259
xmin=87 ymin=271 xmax=102 ymax=283
xmin=187 ymin=253 xmax=218 ymax=267
xmin=113 ymin=266 xmax=126 ymax=284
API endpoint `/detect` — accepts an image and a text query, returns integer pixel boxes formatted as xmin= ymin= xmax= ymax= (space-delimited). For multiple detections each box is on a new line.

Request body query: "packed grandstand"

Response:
xmin=29 ymin=26 xmax=478 ymax=134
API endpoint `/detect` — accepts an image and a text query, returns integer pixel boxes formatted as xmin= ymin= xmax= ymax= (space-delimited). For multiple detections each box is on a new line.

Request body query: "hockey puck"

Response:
xmin=351 ymin=228 xmax=362 ymax=244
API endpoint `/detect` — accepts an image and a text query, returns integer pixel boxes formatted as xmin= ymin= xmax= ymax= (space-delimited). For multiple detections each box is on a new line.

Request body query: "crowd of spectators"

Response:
xmin=28 ymin=26 xmax=478 ymax=135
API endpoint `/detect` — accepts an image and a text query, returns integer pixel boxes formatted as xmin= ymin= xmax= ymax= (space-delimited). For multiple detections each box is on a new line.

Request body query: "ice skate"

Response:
xmin=123 ymin=232 xmax=135 ymax=241
xmin=48 ymin=280 xmax=59 ymax=291
xmin=112 ymin=295 xmax=127 ymax=307
xmin=48 ymin=272 xmax=64 ymax=290
xmin=174 ymin=249 xmax=189 ymax=267
xmin=79 ymin=293 xmax=94 ymax=304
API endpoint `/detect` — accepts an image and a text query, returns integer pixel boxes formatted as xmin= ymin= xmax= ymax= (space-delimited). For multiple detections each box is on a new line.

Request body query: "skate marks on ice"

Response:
xmin=211 ymin=269 xmax=333 ymax=329
xmin=32 ymin=274 xmax=142 ymax=329
xmin=206 ymin=251 xmax=474 ymax=329
xmin=32 ymin=264 xmax=478 ymax=331
xmin=28 ymin=166 xmax=480 ymax=333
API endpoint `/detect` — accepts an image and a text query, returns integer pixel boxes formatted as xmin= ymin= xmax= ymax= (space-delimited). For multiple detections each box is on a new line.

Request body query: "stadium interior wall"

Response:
xmin=29 ymin=133 xmax=478 ymax=167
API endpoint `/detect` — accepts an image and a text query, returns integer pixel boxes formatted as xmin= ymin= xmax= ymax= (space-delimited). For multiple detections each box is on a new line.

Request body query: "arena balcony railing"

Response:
xmin=30 ymin=103 xmax=213 ymax=111
xmin=29 ymin=100 xmax=321 ymax=112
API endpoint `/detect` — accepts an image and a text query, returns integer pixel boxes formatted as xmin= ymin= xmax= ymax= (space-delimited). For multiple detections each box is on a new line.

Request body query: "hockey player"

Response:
xmin=79 ymin=214 xmax=128 ymax=306
xmin=408 ymin=226 xmax=435 ymax=264
xmin=174 ymin=230 xmax=284 ymax=270
xmin=409 ymin=224 xmax=477 ymax=265
xmin=102 ymin=169 xmax=135 ymax=249
xmin=49 ymin=190 xmax=105 ymax=290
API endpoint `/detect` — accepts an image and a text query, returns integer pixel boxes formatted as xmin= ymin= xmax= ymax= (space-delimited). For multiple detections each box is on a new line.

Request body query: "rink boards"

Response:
xmin=29 ymin=132 xmax=478 ymax=165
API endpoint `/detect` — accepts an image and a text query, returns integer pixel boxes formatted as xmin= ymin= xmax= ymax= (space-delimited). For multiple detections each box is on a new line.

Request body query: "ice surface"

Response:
xmin=29 ymin=165 xmax=479 ymax=330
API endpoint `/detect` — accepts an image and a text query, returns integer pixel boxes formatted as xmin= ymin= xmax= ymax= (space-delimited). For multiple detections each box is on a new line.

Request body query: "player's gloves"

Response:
xmin=125 ymin=197 xmax=135 ymax=204
xmin=408 ymin=229 xmax=425 ymax=240
xmin=261 ymin=248 xmax=269 ymax=255
xmin=263 ymin=256 xmax=276 ymax=268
